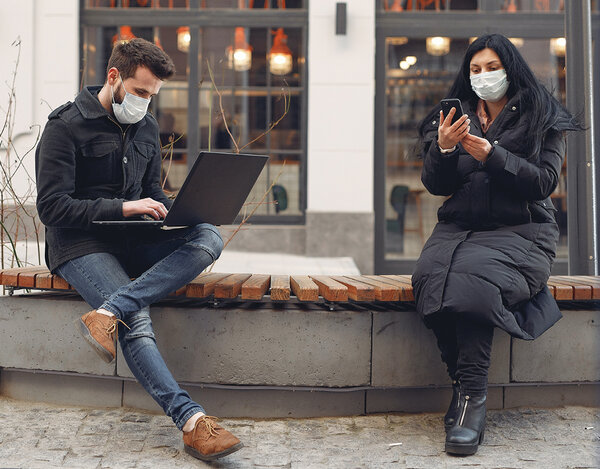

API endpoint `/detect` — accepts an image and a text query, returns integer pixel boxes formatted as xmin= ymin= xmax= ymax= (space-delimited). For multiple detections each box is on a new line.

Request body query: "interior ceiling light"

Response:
xmin=426 ymin=36 xmax=450 ymax=56
xmin=550 ymin=37 xmax=566 ymax=57
xmin=177 ymin=26 xmax=191 ymax=52
xmin=112 ymin=25 xmax=136 ymax=46
xmin=227 ymin=27 xmax=253 ymax=71
xmin=269 ymin=28 xmax=293 ymax=76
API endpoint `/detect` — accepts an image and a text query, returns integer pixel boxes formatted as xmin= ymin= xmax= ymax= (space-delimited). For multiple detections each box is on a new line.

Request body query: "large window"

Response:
xmin=382 ymin=37 xmax=568 ymax=262
xmin=374 ymin=3 xmax=598 ymax=274
xmin=81 ymin=0 xmax=307 ymax=223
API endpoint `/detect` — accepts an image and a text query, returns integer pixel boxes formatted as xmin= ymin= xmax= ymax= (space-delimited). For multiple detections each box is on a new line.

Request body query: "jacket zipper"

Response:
xmin=459 ymin=395 xmax=470 ymax=426
xmin=107 ymin=116 xmax=131 ymax=194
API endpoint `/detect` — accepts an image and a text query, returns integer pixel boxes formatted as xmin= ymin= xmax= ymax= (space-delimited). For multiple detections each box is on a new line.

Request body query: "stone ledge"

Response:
xmin=0 ymin=292 xmax=598 ymax=416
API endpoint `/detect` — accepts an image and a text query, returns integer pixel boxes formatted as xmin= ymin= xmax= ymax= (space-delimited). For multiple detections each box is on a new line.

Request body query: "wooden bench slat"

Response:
xmin=35 ymin=272 xmax=54 ymax=289
xmin=330 ymin=276 xmax=376 ymax=301
xmin=546 ymin=278 xmax=574 ymax=300
xmin=547 ymin=277 xmax=591 ymax=300
xmin=52 ymin=274 xmax=71 ymax=291
xmin=309 ymin=276 xmax=348 ymax=302
xmin=553 ymin=276 xmax=600 ymax=300
xmin=290 ymin=275 xmax=319 ymax=302
xmin=1 ymin=267 xmax=48 ymax=287
xmin=17 ymin=268 xmax=52 ymax=288
xmin=368 ymin=276 xmax=414 ymax=301
xmin=186 ymin=272 xmax=232 ymax=298
xmin=241 ymin=274 xmax=271 ymax=300
xmin=168 ymin=286 xmax=188 ymax=297
xmin=214 ymin=273 xmax=252 ymax=299
xmin=345 ymin=275 xmax=401 ymax=302
xmin=270 ymin=275 xmax=291 ymax=301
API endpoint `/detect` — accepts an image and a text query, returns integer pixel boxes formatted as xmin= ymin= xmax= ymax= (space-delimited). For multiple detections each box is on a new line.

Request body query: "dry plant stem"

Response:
xmin=0 ymin=38 xmax=43 ymax=268
xmin=239 ymin=85 xmax=291 ymax=153
xmin=160 ymin=133 xmax=184 ymax=191
xmin=207 ymin=160 xmax=287 ymax=273
xmin=206 ymin=60 xmax=239 ymax=153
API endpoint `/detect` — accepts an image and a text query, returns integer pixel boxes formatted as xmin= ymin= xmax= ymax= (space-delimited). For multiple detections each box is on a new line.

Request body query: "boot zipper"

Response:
xmin=459 ymin=395 xmax=470 ymax=426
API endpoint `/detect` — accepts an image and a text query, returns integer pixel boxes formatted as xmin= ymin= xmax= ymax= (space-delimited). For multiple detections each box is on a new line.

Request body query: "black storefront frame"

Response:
xmin=80 ymin=1 xmax=309 ymax=225
xmin=374 ymin=7 xmax=599 ymax=275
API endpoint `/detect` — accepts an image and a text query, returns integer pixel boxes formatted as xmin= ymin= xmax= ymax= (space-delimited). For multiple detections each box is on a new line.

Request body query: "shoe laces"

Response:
xmin=194 ymin=416 xmax=221 ymax=440
xmin=106 ymin=318 xmax=131 ymax=340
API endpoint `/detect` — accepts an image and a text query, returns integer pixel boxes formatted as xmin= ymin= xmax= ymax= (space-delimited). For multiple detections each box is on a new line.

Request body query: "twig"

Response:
xmin=239 ymin=83 xmax=291 ymax=152
xmin=206 ymin=60 xmax=239 ymax=153
xmin=207 ymin=160 xmax=286 ymax=272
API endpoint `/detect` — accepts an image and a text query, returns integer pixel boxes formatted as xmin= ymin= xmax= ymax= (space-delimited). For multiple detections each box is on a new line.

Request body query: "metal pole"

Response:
xmin=565 ymin=0 xmax=597 ymax=274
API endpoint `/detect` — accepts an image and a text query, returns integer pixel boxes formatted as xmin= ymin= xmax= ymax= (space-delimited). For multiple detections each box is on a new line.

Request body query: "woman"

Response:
xmin=412 ymin=34 xmax=581 ymax=456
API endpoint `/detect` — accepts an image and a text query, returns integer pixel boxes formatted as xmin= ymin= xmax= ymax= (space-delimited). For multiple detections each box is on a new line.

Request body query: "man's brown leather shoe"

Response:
xmin=76 ymin=310 xmax=124 ymax=363
xmin=183 ymin=416 xmax=243 ymax=461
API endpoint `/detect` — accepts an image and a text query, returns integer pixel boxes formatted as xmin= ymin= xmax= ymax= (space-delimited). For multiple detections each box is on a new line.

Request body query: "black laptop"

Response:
xmin=93 ymin=151 xmax=268 ymax=227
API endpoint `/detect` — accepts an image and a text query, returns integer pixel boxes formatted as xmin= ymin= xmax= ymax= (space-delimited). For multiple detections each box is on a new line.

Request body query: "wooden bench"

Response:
xmin=1 ymin=266 xmax=599 ymax=304
xmin=1 ymin=266 xmax=598 ymax=417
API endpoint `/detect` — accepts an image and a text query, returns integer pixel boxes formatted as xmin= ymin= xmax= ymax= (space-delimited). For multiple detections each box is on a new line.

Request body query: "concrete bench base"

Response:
xmin=1 ymin=293 xmax=598 ymax=417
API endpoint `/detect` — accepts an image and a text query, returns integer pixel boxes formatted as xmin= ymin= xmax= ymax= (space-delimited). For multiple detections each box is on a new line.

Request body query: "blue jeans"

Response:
xmin=55 ymin=223 xmax=224 ymax=430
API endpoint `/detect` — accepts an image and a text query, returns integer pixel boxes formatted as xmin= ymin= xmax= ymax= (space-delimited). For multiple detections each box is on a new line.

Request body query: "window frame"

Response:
xmin=80 ymin=0 xmax=309 ymax=225
xmin=374 ymin=6 xmax=598 ymax=275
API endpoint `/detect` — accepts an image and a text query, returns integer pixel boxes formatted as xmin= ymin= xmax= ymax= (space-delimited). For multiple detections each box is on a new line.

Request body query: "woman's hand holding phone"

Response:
xmin=437 ymin=107 xmax=470 ymax=150
xmin=460 ymin=133 xmax=493 ymax=162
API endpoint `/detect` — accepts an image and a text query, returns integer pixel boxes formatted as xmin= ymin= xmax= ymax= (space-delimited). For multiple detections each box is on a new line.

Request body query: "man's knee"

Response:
xmin=120 ymin=308 xmax=156 ymax=342
xmin=189 ymin=223 xmax=224 ymax=261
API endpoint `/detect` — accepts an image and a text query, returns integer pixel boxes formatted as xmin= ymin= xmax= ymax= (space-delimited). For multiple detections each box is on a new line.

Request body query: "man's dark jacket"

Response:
xmin=35 ymin=86 xmax=172 ymax=271
xmin=412 ymin=93 xmax=565 ymax=340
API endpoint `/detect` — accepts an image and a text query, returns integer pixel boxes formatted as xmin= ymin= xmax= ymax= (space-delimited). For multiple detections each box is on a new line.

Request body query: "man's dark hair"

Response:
xmin=107 ymin=38 xmax=175 ymax=81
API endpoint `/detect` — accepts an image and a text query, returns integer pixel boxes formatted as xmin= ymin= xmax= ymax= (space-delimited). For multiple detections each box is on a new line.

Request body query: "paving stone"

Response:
xmin=0 ymin=396 xmax=598 ymax=468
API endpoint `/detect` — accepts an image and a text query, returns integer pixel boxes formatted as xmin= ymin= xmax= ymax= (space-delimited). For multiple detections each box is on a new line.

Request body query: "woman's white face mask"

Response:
xmin=470 ymin=69 xmax=509 ymax=102
xmin=111 ymin=75 xmax=151 ymax=124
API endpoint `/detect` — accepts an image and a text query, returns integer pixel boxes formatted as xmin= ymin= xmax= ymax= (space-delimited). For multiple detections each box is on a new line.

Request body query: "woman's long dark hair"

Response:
xmin=418 ymin=34 xmax=582 ymax=158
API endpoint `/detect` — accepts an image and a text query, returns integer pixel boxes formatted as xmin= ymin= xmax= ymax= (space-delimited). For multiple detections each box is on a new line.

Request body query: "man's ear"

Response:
xmin=106 ymin=67 xmax=120 ymax=86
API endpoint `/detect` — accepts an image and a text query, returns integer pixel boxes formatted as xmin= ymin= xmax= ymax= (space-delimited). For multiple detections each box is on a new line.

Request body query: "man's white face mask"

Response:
xmin=111 ymin=74 xmax=151 ymax=124
xmin=470 ymin=69 xmax=509 ymax=103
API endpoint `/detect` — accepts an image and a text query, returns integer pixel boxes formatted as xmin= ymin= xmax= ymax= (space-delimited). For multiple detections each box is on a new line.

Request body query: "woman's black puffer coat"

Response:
xmin=412 ymin=94 xmax=564 ymax=340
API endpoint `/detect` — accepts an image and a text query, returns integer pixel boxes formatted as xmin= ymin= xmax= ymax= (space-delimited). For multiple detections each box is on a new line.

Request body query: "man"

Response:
xmin=35 ymin=38 xmax=242 ymax=462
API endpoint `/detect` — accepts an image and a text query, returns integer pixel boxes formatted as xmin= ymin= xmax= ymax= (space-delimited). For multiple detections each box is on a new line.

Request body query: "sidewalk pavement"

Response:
xmin=0 ymin=397 xmax=598 ymax=469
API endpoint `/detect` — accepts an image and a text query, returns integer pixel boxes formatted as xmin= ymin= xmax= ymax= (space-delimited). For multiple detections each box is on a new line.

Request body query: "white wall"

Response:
xmin=0 ymin=0 xmax=79 ymax=202
xmin=306 ymin=0 xmax=375 ymax=213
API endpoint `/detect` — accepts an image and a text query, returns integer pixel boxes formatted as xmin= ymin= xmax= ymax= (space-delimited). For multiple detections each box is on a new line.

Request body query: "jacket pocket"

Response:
xmin=77 ymin=140 xmax=120 ymax=188
xmin=130 ymin=141 xmax=153 ymax=186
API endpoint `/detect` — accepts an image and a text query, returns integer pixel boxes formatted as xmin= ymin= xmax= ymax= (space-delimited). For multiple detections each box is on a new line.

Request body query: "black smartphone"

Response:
xmin=440 ymin=98 xmax=464 ymax=125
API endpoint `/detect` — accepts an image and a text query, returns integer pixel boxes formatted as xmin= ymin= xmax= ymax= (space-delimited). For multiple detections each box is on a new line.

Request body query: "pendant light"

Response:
xmin=269 ymin=28 xmax=293 ymax=76
xmin=227 ymin=27 xmax=253 ymax=71
xmin=177 ymin=27 xmax=191 ymax=52
xmin=550 ymin=37 xmax=566 ymax=57
xmin=426 ymin=36 xmax=450 ymax=56
xmin=112 ymin=26 xmax=136 ymax=46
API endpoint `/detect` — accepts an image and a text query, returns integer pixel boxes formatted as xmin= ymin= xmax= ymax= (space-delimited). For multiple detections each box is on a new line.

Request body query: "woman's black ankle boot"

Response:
xmin=444 ymin=380 xmax=461 ymax=432
xmin=445 ymin=393 xmax=487 ymax=455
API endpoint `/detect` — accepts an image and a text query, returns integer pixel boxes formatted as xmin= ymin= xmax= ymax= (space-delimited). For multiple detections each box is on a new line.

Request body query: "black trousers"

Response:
xmin=428 ymin=313 xmax=494 ymax=397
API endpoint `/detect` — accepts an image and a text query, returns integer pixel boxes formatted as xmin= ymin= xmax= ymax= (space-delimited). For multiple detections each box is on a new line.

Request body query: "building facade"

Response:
xmin=0 ymin=0 xmax=597 ymax=274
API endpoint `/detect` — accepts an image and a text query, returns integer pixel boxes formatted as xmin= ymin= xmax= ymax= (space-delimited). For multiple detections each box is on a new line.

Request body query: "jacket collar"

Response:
xmin=75 ymin=86 xmax=111 ymax=120
xmin=74 ymin=85 xmax=147 ymax=130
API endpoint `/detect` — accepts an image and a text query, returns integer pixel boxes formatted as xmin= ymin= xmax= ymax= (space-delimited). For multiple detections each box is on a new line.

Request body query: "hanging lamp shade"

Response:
xmin=112 ymin=26 xmax=136 ymax=46
xmin=227 ymin=27 xmax=253 ymax=71
xmin=426 ymin=36 xmax=450 ymax=56
xmin=269 ymin=28 xmax=293 ymax=76
xmin=177 ymin=26 xmax=191 ymax=52
xmin=550 ymin=37 xmax=566 ymax=57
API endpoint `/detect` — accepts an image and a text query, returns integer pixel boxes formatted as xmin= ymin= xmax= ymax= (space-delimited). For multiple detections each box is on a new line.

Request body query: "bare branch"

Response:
xmin=205 ymin=60 xmax=239 ymax=153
